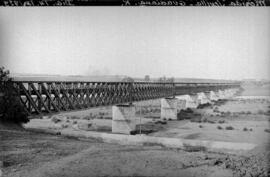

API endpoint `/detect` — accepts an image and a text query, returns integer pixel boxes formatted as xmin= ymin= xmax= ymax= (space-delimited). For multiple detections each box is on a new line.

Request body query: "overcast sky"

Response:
xmin=0 ymin=7 xmax=269 ymax=80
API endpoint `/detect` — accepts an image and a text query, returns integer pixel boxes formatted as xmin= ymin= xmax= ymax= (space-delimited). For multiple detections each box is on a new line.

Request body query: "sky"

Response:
xmin=0 ymin=7 xmax=269 ymax=80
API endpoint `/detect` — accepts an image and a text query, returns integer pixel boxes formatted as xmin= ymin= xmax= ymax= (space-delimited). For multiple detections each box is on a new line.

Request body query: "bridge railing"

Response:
xmin=1 ymin=81 xmax=241 ymax=115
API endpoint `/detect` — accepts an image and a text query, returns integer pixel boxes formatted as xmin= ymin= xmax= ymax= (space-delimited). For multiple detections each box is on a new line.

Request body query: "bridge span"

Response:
xmin=6 ymin=80 xmax=241 ymax=116
xmin=1 ymin=80 xmax=241 ymax=134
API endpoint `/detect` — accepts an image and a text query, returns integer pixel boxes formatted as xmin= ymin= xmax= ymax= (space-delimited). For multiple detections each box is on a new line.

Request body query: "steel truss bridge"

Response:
xmin=5 ymin=81 xmax=240 ymax=116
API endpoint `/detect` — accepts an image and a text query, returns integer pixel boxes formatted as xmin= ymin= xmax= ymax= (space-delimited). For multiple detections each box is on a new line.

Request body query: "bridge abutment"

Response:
xmin=112 ymin=104 xmax=139 ymax=134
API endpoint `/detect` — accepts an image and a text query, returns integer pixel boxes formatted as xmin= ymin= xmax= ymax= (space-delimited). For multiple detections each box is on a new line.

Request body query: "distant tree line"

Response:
xmin=121 ymin=75 xmax=174 ymax=83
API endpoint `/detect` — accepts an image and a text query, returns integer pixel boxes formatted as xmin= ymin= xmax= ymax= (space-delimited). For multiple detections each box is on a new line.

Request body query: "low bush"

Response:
xmin=183 ymin=144 xmax=207 ymax=152
xmin=207 ymin=120 xmax=216 ymax=124
xmin=225 ymin=111 xmax=231 ymax=115
xmin=217 ymin=126 xmax=223 ymax=130
xmin=257 ymin=110 xmax=265 ymax=114
xmin=243 ymin=127 xmax=248 ymax=131
xmin=70 ymin=116 xmax=80 ymax=119
xmin=61 ymin=124 xmax=68 ymax=128
xmin=264 ymin=129 xmax=270 ymax=133
xmin=190 ymin=118 xmax=202 ymax=123
xmin=83 ymin=116 xmax=91 ymax=120
xmin=202 ymin=117 xmax=208 ymax=123
xmin=199 ymin=125 xmax=203 ymax=128
xmin=155 ymin=120 xmax=167 ymax=125
xmin=218 ymin=120 xmax=225 ymax=124
xmin=225 ymin=126 xmax=234 ymax=130
xmin=51 ymin=116 xmax=61 ymax=123
xmin=184 ymin=108 xmax=194 ymax=113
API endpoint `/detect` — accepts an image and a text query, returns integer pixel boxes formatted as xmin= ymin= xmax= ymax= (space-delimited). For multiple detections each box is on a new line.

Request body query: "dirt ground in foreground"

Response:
xmin=1 ymin=125 xmax=269 ymax=177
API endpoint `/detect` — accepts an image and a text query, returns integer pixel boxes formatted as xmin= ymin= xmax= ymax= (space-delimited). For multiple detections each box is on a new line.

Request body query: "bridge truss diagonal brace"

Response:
xmin=18 ymin=83 xmax=41 ymax=114
xmin=41 ymin=83 xmax=60 ymax=112
xmin=29 ymin=83 xmax=51 ymax=113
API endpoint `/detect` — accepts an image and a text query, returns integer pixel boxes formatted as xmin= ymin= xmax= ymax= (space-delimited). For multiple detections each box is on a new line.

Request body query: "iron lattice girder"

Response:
xmin=8 ymin=81 xmax=240 ymax=115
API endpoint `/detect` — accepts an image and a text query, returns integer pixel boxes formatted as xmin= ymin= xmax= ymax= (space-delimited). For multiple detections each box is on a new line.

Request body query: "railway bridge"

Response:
xmin=1 ymin=80 xmax=241 ymax=134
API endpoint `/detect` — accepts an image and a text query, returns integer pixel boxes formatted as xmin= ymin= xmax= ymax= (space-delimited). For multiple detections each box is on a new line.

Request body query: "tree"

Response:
xmin=0 ymin=67 xmax=29 ymax=123
xmin=144 ymin=75 xmax=150 ymax=81
xmin=167 ymin=77 xmax=174 ymax=83
xmin=158 ymin=76 xmax=166 ymax=82
xmin=122 ymin=76 xmax=134 ymax=82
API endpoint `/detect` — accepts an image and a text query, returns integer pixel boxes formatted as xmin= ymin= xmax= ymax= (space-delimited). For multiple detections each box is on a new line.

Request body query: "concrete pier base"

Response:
xmin=161 ymin=98 xmax=178 ymax=120
xmin=190 ymin=94 xmax=199 ymax=108
xmin=112 ymin=104 xmax=139 ymax=134
xmin=218 ymin=90 xmax=226 ymax=100
xmin=197 ymin=92 xmax=211 ymax=105
xmin=176 ymin=95 xmax=198 ymax=109
xmin=224 ymin=89 xmax=237 ymax=98
xmin=209 ymin=91 xmax=219 ymax=101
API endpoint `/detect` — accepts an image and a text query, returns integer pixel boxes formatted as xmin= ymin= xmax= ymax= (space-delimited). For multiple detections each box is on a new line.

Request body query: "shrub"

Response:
xmin=51 ymin=116 xmax=61 ymax=123
xmin=264 ymin=129 xmax=270 ymax=133
xmin=225 ymin=111 xmax=231 ymax=115
xmin=217 ymin=126 xmax=223 ymax=130
xmin=83 ymin=116 xmax=91 ymax=120
xmin=243 ymin=127 xmax=248 ymax=131
xmin=0 ymin=67 xmax=29 ymax=124
xmin=199 ymin=125 xmax=203 ymax=128
xmin=258 ymin=110 xmax=265 ymax=114
xmin=155 ymin=120 xmax=167 ymax=125
xmin=61 ymin=124 xmax=68 ymax=128
xmin=73 ymin=120 xmax=77 ymax=124
xmin=183 ymin=144 xmax=207 ymax=152
xmin=184 ymin=108 xmax=194 ymax=113
xmin=201 ymin=117 xmax=207 ymax=123
xmin=190 ymin=118 xmax=202 ymax=123
xmin=225 ymin=126 xmax=234 ymax=130
xmin=207 ymin=120 xmax=216 ymax=124
xmin=218 ymin=120 xmax=225 ymax=124
xmin=71 ymin=116 xmax=80 ymax=119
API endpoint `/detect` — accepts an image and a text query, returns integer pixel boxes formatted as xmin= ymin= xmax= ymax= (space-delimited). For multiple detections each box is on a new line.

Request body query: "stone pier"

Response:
xmin=176 ymin=95 xmax=198 ymax=109
xmin=112 ymin=104 xmax=139 ymax=134
xmin=218 ymin=90 xmax=226 ymax=99
xmin=190 ymin=94 xmax=199 ymax=108
xmin=197 ymin=92 xmax=211 ymax=105
xmin=161 ymin=97 xmax=178 ymax=120
xmin=209 ymin=91 xmax=219 ymax=101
